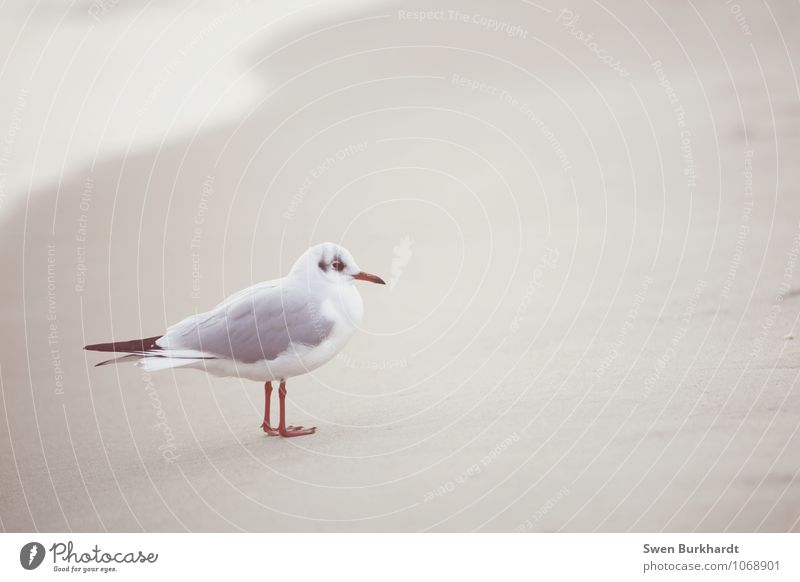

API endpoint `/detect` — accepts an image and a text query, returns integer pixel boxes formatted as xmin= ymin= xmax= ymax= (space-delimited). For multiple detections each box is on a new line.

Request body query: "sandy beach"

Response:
xmin=1 ymin=0 xmax=799 ymax=532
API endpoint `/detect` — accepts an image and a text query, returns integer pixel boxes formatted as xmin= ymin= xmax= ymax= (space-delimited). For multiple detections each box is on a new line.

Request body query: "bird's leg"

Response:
xmin=261 ymin=381 xmax=278 ymax=436
xmin=277 ymin=379 xmax=316 ymax=437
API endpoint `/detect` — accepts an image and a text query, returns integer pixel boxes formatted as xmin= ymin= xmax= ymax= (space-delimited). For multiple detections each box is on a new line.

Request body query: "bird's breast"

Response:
xmin=320 ymin=286 xmax=363 ymax=336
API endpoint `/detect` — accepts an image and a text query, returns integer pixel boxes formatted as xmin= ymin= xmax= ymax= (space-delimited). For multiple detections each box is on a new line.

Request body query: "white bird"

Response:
xmin=85 ymin=243 xmax=386 ymax=437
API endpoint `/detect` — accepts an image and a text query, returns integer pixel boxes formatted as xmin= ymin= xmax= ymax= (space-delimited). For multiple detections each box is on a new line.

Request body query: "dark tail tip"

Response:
xmin=84 ymin=336 xmax=162 ymax=353
xmin=84 ymin=342 xmax=117 ymax=352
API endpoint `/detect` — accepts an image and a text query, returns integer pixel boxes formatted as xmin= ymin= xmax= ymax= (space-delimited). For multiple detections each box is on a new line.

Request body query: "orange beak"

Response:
xmin=352 ymin=271 xmax=386 ymax=285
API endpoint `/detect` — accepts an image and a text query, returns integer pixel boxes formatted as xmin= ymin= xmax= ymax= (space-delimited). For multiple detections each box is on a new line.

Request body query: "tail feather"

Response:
xmin=139 ymin=357 xmax=203 ymax=373
xmin=95 ymin=354 xmax=140 ymax=367
xmin=85 ymin=334 xmax=216 ymax=371
xmin=84 ymin=335 xmax=162 ymax=353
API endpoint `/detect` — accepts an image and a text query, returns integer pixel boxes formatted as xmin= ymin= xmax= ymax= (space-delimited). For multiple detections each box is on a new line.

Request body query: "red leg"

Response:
xmin=278 ymin=379 xmax=316 ymax=437
xmin=261 ymin=381 xmax=278 ymax=435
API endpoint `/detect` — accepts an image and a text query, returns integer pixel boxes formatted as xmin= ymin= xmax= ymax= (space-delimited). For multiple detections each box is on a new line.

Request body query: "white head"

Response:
xmin=290 ymin=242 xmax=386 ymax=286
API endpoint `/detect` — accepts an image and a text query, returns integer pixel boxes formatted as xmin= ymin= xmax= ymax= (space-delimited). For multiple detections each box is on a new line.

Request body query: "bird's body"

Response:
xmin=144 ymin=275 xmax=364 ymax=381
xmin=85 ymin=243 xmax=385 ymax=437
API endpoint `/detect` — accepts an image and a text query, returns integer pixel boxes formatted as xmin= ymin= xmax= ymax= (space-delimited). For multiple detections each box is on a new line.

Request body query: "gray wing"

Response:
xmin=161 ymin=280 xmax=334 ymax=363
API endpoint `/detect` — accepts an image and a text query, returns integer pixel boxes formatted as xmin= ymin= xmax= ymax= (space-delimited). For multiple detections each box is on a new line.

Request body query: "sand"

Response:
xmin=0 ymin=0 xmax=799 ymax=532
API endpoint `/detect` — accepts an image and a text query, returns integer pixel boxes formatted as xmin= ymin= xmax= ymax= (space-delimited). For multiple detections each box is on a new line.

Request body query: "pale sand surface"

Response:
xmin=1 ymin=0 xmax=799 ymax=531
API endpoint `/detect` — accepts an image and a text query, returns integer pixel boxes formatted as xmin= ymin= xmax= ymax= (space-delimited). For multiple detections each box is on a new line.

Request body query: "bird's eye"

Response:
xmin=331 ymin=259 xmax=345 ymax=272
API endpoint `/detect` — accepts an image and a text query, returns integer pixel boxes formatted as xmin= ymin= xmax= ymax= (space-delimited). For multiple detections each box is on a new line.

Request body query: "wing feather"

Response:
xmin=158 ymin=279 xmax=333 ymax=363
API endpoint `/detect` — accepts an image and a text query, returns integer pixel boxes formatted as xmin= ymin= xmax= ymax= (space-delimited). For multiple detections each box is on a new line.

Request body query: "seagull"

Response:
xmin=85 ymin=243 xmax=386 ymax=437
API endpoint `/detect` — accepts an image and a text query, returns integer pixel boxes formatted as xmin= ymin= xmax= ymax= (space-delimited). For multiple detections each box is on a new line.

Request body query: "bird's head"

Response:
xmin=291 ymin=242 xmax=386 ymax=286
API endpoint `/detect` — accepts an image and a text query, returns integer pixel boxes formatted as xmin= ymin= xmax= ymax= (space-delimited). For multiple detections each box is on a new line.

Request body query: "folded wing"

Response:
xmin=158 ymin=280 xmax=334 ymax=364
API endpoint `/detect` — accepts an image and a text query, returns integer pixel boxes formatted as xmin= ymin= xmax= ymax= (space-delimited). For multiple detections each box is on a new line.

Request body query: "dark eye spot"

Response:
xmin=318 ymin=259 xmax=328 ymax=271
xmin=331 ymin=259 xmax=345 ymax=272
